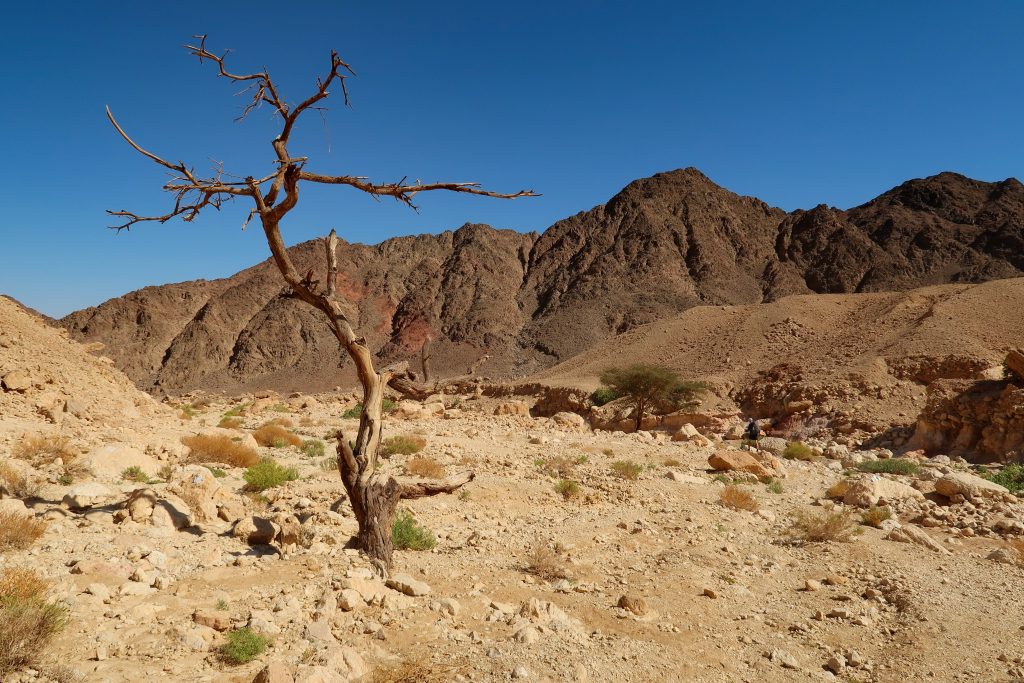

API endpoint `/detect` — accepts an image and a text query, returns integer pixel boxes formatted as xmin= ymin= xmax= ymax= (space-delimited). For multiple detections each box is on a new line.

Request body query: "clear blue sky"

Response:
xmin=1 ymin=1 xmax=1021 ymax=317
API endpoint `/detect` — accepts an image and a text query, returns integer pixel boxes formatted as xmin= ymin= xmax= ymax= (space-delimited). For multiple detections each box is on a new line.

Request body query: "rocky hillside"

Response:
xmin=61 ymin=169 xmax=1024 ymax=394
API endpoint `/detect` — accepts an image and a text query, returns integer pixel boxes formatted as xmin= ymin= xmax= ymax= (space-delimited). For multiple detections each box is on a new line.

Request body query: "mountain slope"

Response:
xmin=60 ymin=169 xmax=1024 ymax=394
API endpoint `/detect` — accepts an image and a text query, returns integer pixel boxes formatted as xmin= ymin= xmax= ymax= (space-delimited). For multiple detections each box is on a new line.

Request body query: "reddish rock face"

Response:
xmin=61 ymin=169 xmax=1024 ymax=395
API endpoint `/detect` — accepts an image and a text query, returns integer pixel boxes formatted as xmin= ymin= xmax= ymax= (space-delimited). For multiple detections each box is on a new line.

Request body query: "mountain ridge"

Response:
xmin=60 ymin=168 xmax=1024 ymax=394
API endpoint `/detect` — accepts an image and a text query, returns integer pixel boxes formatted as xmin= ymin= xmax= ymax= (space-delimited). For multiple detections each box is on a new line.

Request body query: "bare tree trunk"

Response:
xmin=634 ymin=398 xmax=645 ymax=433
xmin=420 ymin=336 xmax=432 ymax=383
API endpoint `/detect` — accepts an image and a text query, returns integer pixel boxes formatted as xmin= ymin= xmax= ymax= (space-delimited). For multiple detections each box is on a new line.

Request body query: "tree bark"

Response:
xmin=421 ymin=336 xmax=432 ymax=383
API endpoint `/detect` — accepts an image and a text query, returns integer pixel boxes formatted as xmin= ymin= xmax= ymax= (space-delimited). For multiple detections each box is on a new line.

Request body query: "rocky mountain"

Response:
xmin=60 ymin=169 xmax=1024 ymax=394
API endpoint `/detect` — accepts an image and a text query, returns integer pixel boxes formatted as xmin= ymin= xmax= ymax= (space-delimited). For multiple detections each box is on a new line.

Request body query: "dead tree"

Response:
xmin=106 ymin=36 xmax=536 ymax=574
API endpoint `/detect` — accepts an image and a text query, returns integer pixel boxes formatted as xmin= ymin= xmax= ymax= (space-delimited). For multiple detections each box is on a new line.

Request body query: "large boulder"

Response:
xmin=707 ymin=450 xmax=775 ymax=479
xmin=551 ymin=412 xmax=587 ymax=430
xmin=79 ymin=444 xmax=161 ymax=481
xmin=1006 ymin=349 xmax=1024 ymax=381
xmin=934 ymin=472 xmax=1016 ymax=503
xmin=233 ymin=516 xmax=281 ymax=545
xmin=62 ymin=482 xmax=115 ymax=509
xmin=493 ymin=400 xmax=531 ymax=417
xmin=840 ymin=475 xmax=925 ymax=508
xmin=758 ymin=437 xmax=788 ymax=456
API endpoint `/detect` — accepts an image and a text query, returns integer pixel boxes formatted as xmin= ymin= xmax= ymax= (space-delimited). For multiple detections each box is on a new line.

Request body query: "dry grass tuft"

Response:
xmin=13 ymin=435 xmax=77 ymax=466
xmin=217 ymin=416 xmax=243 ymax=429
xmin=371 ymin=653 xmax=466 ymax=683
xmin=720 ymin=485 xmax=759 ymax=512
xmin=262 ymin=416 xmax=294 ymax=428
xmin=0 ymin=512 xmax=48 ymax=550
xmin=252 ymin=423 xmax=302 ymax=448
xmin=790 ymin=508 xmax=857 ymax=543
xmin=0 ymin=461 xmax=41 ymax=498
xmin=523 ymin=543 xmax=571 ymax=582
xmin=405 ymin=457 xmax=445 ymax=479
xmin=1007 ymin=538 xmax=1024 ymax=565
xmin=536 ymin=455 xmax=577 ymax=479
xmin=182 ymin=434 xmax=259 ymax=468
xmin=0 ymin=567 xmax=69 ymax=677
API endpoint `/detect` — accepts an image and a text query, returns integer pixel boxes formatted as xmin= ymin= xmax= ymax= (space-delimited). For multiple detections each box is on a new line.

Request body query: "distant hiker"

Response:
xmin=744 ymin=419 xmax=761 ymax=442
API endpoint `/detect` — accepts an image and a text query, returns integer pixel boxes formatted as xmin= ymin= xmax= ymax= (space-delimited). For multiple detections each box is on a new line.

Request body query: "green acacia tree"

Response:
xmin=598 ymin=364 xmax=704 ymax=432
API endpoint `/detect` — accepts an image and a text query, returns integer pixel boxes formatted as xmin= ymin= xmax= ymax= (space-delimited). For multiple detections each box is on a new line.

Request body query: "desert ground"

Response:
xmin=3 ymin=294 xmax=1024 ymax=683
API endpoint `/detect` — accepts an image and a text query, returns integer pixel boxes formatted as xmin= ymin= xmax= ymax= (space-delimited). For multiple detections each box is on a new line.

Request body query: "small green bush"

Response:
xmin=219 ymin=627 xmax=268 ymax=664
xmin=554 ymin=479 xmax=580 ymax=499
xmin=222 ymin=403 xmax=249 ymax=418
xmin=243 ymin=458 xmax=299 ymax=492
xmin=980 ymin=464 xmax=1024 ymax=493
xmin=765 ymin=479 xmax=784 ymax=494
xmin=381 ymin=435 xmax=426 ymax=457
xmin=589 ymin=387 xmax=619 ymax=406
xmin=300 ymin=440 xmax=325 ymax=458
xmin=856 ymin=459 xmax=919 ymax=476
xmin=318 ymin=456 xmax=337 ymax=472
xmin=121 ymin=466 xmax=153 ymax=483
xmin=343 ymin=399 xmax=397 ymax=419
xmin=610 ymin=460 xmax=643 ymax=480
xmin=782 ymin=442 xmax=815 ymax=461
xmin=209 ymin=467 xmax=227 ymax=478
xmin=392 ymin=510 xmax=436 ymax=551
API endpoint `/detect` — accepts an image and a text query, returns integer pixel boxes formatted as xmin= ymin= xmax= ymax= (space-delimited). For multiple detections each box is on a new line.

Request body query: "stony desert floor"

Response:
xmin=3 ymin=390 xmax=1024 ymax=683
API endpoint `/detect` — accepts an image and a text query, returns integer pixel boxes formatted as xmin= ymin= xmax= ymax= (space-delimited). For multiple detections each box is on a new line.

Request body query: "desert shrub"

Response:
xmin=121 ymin=466 xmax=153 ymax=483
xmin=0 ymin=461 xmax=40 ymax=499
xmin=218 ymin=416 xmax=243 ymax=429
xmin=262 ymin=416 xmax=294 ymax=428
xmin=0 ymin=512 xmax=48 ymax=550
xmin=57 ymin=474 xmax=74 ymax=486
xmin=790 ymin=508 xmax=857 ymax=543
xmin=300 ymin=440 xmax=325 ymax=458
xmin=663 ymin=457 xmax=682 ymax=467
xmin=381 ymin=435 xmax=427 ymax=457
xmin=554 ymin=479 xmax=580 ymax=500
xmin=602 ymin=448 xmax=614 ymax=457
xmin=0 ymin=567 xmax=69 ymax=677
xmin=182 ymin=434 xmax=259 ymax=468
xmin=318 ymin=456 xmax=338 ymax=472
xmin=243 ymin=458 xmax=299 ymax=492
xmin=589 ymin=387 xmax=619 ymax=407
xmin=252 ymin=424 xmax=302 ymax=448
xmin=856 ymin=459 xmax=919 ymax=476
xmin=405 ymin=457 xmax=445 ymax=479
xmin=782 ymin=441 xmax=815 ymax=461
xmin=765 ymin=479 xmax=784 ymax=494
xmin=598 ymin=364 xmax=706 ymax=431
xmin=524 ymin=543 xmax=570 ymax=582
xmin=861 ymin=505 xmax=892 ymax=528
xmin=610 ymin=460 xmax=643 ymax=480
xmin=392 ymin=510 xmax=436 ymax=551
xmin=219 ymin=627 xmax=268 ymax=664
xmin=720 ymin=485 xmax=759 ymax=512
xmin=980 ymin=464 xmax=1024 ymax=493
xmin=209 ymin=467 xmax=227 ymax=478
xmin=269 ymin=403 xmax=291 ymax=413
xmin=13 ymin=435 xmax=76 ymax=466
